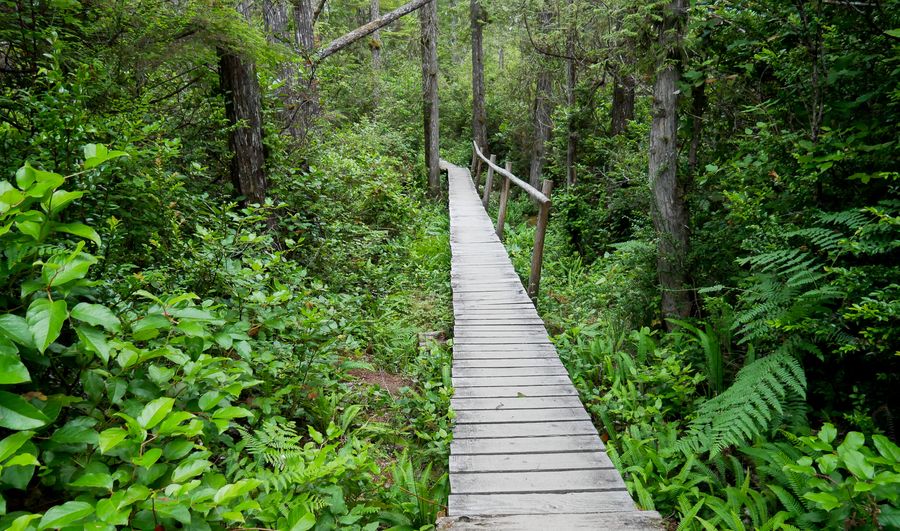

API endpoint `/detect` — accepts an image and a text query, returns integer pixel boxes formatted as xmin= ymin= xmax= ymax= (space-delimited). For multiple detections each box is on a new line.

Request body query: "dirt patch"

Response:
xmin=348 ymin=369 xmax=414 ymax=397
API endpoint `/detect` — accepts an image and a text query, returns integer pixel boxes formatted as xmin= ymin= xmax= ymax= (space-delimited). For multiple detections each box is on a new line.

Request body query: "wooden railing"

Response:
xmin=471 ymin=141 xmax=553 ymax=302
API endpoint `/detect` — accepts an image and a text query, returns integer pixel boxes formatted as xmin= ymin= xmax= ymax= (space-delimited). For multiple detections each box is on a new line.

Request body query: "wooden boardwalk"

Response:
xmin=436 ymin=161 xmax=662 ymax=530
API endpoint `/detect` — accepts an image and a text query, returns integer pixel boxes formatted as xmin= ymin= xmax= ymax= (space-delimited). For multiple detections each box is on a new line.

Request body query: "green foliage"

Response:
xmin=380 ymin=452 xmax=449 ymax=531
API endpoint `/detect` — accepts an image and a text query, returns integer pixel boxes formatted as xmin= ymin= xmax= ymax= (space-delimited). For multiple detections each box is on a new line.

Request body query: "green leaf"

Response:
xmin=136 ymin=397 xmax=175 ymax=430
xmin=71 ymin=303 xmax=121 ymax=332
xmin=107 ymin=378 xmax=127 ymax=404
xmin=288 ymin=509 xmax=316 ymax=531
xmin=873 ymin=435 xmax=900 ymax=462
xmin=171 ymin=459 xmax=212 ymax=483
xmin=0 ymin=353 xmax=31 ymax=384
xmin=69 ymin=473 xmax=113 ymax=491
xmin=0 ymin=431 xmax=34 ymax=462
xmin=0 ymin=391 xmax=51 ymax=430
xmin=50 ymin=417 xmax=99 ymax=444
xmin=51 ymin=222 xmax=101 ymax=246
xmin=0 ymin=315 xmax=35 ymax=348
xmin=98 ymin=428 xmax=128 ymax=454
xmin=705 ymin=164 xmax=719 ymax=173
xmin=155 ymin=502 xmax=191 ymax=525
xmin=8 ymin=514 xmax=42 ymax=531
xmin=132 ymin=448 xmax=162 ymax=468
xmin=212 ymin=406 xmax=251 ymax=420
xmin=804 ymin=492 xmax=841 ymax=511
xmin=45 ymin=190 xmax=84 ymax=215
xmin=843 ymin=449 xmax=875 ymax=480
xmin=841 ymin=431 xmax=865 ymax=451
xmin=26 ymin=299 xmax=67 ymax=353
xmin=819 ymin=423 xmax=837 ymax=444
xmin=37 ymin=501 xmax=94 ymax=530
xmin=886 ymin=29 xmax=900 ymax=38
xmin=198 ymin=392 xmax=222 ymax=411
xmin=76 ymin=326 xmax=110 ymax=364
xmin=15 ymin=164 xmax=36 ymax=189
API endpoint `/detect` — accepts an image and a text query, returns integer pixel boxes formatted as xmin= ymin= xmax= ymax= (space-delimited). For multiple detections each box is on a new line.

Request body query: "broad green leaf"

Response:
xmin=8 ymin=514 xmax=42 ymax=531
xmin=0 ymin=391 xmax=51 ymax=430
xmin=0 ymin=314 xmax=35 ymax=348
xmin=50 ymin=417 xmax=99 ymax=444
xmin=76 ymin=326 xmax=110 ymax=363
xmin=288 ymin=509 xmax=316 ymax=531
xmin=886 ymin=29 xmax=900 ymax=38
xmin=819 ymin=423 xmax=837 ymax=444
xmin=98 ymin=428 xmax=128 ymax=454
xmin=212 ymin=406 xmax=251 ymax=420
xmin=0 ymin=353 xmax=31 ymax=384
xmin=873 ymin=435 xmax=900 ymax=462
xmin=26 ymin=298 xmax=67 ymax=353
xmin=804 ymin=492 xmax=841 ymax=511
xmin=840 ymin=431 xmax=865 ymax=452
xmin=44 ymin=190 xmax=84 ymax=215
xmin=51 ymin=222 xmax=101 ymax=246
xmin=163 ymin=440 xmax=195 ymax=460
xmin=106 ymin=378 xmax=127 ymax=404
xmin=154 ymin=502 xmax=191 ymax=525
xmin=198 ymin=392 xmax=222 ymax=411
xmin=69 ymin=473 xmax=113 ymax=491
xmin=15 ymin=164 xmax=36 ymax=189
xmin=0 ymin=431 xmax=34 ymax=462
xmin=71 ymin=303 xmax=121 ymax=332
xmin=37 ymin=500 xmax=94 ymax=530
xmin=843 ymin=449 xmax=875 ymax=480
xmin=132 ymin=448 xmax=162 ymax=468
xmin=171 ymin=458 xmax=212 ymax=483
xmin=136 ymin=397 xmax=174 ymax=430
xmin=5 ymin=453 xmax=39 ymax=467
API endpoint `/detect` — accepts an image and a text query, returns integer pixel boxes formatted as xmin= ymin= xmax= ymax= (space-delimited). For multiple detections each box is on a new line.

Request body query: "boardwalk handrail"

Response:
xmin=470 ymin=141 xmax=553 ymax=303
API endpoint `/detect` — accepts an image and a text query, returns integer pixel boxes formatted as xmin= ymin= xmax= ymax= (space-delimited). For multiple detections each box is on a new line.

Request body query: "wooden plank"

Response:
xmin=453 ymin=407 xmax=588 ymax=424
xmin=451 ymin=350 xmax=559 ymax=360
xmin=450 ymin=451 xmax=613 ymax=473
xmin=452 ymin=420 xmax=596 ymax=438
xmin=452 ymin=358 xmax=564 ymax=368
xmin=452 ymin=385 xmax=578 ymax=399
xmin=451 ymin=469 xmax=627 ymax=495
xmin=452 ymin=376 xmax=573 ymax=388
xmin=451 ymin=435 xmax=604 ymax=455
xmin=451 ymin=395 xmax=582 ymax=410
xmin=453 ymin=338 xmax=553 ymax=346
xmin=452 ymin=366 xmax=569 ymax=378
xmin=436 ymin=512 xmax=664 ymax=530
xmin=454 ymin=319 xmax=546 ymax=325
xmin=448 ymin=492 xmax=638 ymax=516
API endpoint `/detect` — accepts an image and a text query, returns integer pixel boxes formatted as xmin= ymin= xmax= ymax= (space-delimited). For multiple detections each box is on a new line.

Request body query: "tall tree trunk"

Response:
xmin=219 ymin=49 xmax=267 ymax=206
xmin=264 ymin=0 xmax=299 ymax=136
xmin=370 ymin=0 xmax=381 ymax=108
xmin=610 ymin=72 xmax=635 ymax=136
xmin=565 ymin=2 xmax=576 ymax=188
xmin=450 ymin=0 xmax=461 ymax=64
xmin=292 ymin=0 xmax=318 ymax=138
xmin=648 ymin=0 xmax=691 ymax=328
xmin=529 ymin=67 xmax=552 ymax=191
xmin=420 ymin=0 xmax=440 ymax=197
xmin=294 ymin=0 xmax=315 ymax=52
xmin=471 ymin=0 xmax=488 ymax=155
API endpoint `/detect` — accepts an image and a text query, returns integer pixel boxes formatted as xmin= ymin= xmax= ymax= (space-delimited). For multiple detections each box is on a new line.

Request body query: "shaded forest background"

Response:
xmin=1 ymin=0 xmax=899 ymax=530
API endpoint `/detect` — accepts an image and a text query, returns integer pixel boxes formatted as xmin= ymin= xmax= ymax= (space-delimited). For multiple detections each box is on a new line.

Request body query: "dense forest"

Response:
xmin=1 ymin=0 xmax=899 ymax=530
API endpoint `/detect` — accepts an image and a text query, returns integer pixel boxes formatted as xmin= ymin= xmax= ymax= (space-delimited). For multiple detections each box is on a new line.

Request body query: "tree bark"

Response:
xmin=371 ymin=0 xmax=381 ymax=108
xmin=294 ymin=0 xmax=315 ymax=53
xmin=219 ymin=49 xmax=267 ymax=206
xmin=565 ymin=4 xmax=576 ymax=188
xmin=264 ymin=0 xmax=300 ymax=135
xmin=420 ymin=0 xmax=440 ymax=197
xmin=316 ymin=0 xmax=435 ymax=60
xmin=610 ymin=72 xmax=635 ymax=136
xmin=471 ymin=0 xmax=488 ymax=156
xmin=648 ymin=0 xmax=691 ymax=328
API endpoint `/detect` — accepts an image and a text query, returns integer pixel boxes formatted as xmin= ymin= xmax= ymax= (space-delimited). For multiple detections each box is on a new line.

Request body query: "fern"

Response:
xmin=237 ymin=419 xmax=304 ymax=470
xmin=675 ymin=353 xmax=806 ymax=457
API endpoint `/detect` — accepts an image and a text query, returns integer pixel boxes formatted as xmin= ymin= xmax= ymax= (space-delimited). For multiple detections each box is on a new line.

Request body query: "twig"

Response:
xmin=395 ymin=485 xmax=448 ymax=509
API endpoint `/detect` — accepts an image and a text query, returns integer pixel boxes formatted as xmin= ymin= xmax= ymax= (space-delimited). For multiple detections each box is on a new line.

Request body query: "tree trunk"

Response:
xmin=450 ymin=0 xmax=460 ymax=64
xmin=648 ymin=0 xmax=691 ymax=328
xmin=294 ymin=0 xmax=315 ymax=52
xmin=264 ymin=0 xmax=300 ymax=135
xmin=420 ymin=0 xmax=440 ymax=197
xmin=610 ymin=73 xmax=634 ymax=136
xmin=528 ymin=69 xmax=552 ymax=191
xmin=219 ymin=49 xmax=267 ymax=206
xmin=471 ymin=0 xmax=488 ymax=156
xmin=291 ymin=0 xmax=318 ymax=138
xmin=370 ymin=0 xmax=381 ymax=108
xmin=688 ymin=79 xmax=706 ymax=175
xmin=565 ymin=5 xmax=576 ymax=188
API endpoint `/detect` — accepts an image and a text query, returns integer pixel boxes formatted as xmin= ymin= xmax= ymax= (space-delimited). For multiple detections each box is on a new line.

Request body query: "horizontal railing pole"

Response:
xmin=473 ymin=141 xmax=550 ymax=204
xmin=528 ymin=179 xmax=553 ymax=303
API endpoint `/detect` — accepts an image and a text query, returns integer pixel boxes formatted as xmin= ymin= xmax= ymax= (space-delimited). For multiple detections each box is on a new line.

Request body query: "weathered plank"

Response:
xmin=452 ymin=366 xmax=569 ymax=378
xmin=451 ymin=385 xmax=578 ymax=399
xmin=447 ymin=492 xmax=637 ymax=516
xmin=451 ymin=395 xmax=582 ymax=410
xmin=452 ymin=420 xmax=596 ymax=438
xmin=451 ymin=435 xmax=604 ymax=455
xmin=450 ymin=453 xmax=614 ymax=474
xmin=452 ymin=358 xmax=564 ymax=368
xmin=452 ymin=375 xmax=574 ymax=388
xmin=436 ymin=512 xmax=664 ymax=530
xmin=453 ymin=407 xmax=589 ymax=424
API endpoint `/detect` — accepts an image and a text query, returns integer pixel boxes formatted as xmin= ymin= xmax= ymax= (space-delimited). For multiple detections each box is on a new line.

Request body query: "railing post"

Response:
xmin=470 ymin=146 xmax=478 ymax=175
xmin=482 ymin=154 xmax=496 ymax=210
xmin=527 ymin=179 xmax=553 ymax=304
xmin=496 ymin=162 xmax=511 ymax=239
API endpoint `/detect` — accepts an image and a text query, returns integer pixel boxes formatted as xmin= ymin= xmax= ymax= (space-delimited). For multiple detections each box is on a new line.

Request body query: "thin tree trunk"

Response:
xmin=610 ymin=73 xmax=634 ymax=136
xmin=371 ymin=0 xmax=381 ymax=108
xmin=565 ymin=4 xmax=576 ymax=188
xmin=499 ymin=47 xmax=504 ymax=69
xmin=420 ymin=0 xmax=440 ymax=197
xmin=264 ymin=0 xmax=299 ymax=136
xmin=450 ymin=0 xmax=461 ymax=64
xmin=529 ymin=67 xmax=552 ymax=191
xmin=471 ymin=0 xmax=488 ymax=155
xmin=648 ymin=0 xmax=691 ymax=327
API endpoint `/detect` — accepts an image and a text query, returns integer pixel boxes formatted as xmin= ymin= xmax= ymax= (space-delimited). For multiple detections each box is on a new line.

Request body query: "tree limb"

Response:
xmin=315 ymin=0 xmax=435 ymax=61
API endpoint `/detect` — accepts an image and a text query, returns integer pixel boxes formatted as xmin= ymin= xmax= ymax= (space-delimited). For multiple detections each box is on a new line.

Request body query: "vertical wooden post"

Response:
xmin=474 ymin=156 xmax=483 ymax=191
xmin=482 ymin=154 xmax=496 ymax=210
xmin=471 ymin=148 xmax=478 ymax=175
xmin=496 ymin=162 xmax=511 ymax=239
xmin=528 ymin=179 xmax=553 ymax=303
